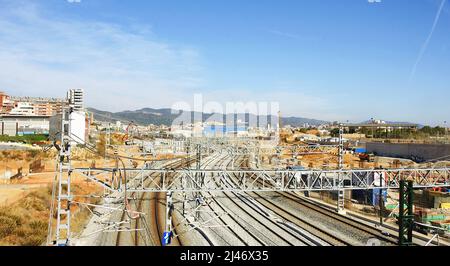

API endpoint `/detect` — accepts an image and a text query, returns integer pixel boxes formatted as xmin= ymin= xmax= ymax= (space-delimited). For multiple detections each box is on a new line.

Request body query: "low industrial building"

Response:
xmin=0 ymin=115 xmax=50 ymax=136
xmin=366 ymin=142 xmax=450 ymax=162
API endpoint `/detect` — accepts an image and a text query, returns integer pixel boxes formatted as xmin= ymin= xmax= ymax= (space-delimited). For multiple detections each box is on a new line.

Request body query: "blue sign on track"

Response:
xmin=162 ymin=231 xmax=172 ymax=246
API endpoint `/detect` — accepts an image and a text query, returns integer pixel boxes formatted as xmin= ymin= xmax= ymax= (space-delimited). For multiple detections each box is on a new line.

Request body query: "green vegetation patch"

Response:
xmin=0 ymin=134 xmax=49 ymax=144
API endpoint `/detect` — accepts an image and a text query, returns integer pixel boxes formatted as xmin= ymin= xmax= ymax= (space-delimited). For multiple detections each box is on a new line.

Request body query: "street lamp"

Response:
xmin=371 ymin=118 xmax=374 ymax=138
xmin=445 ymin=121 xmax=447 ymax=142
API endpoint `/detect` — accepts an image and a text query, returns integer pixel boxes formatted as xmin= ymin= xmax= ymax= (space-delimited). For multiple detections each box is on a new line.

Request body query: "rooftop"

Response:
xmin=345 ymin=123 xmax=418 ymax=128
xmin=9 ymin=96 xmax=66 ymax=103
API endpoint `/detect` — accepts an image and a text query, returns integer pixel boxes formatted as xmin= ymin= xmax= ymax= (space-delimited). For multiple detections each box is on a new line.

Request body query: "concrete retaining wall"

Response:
xmin=366 ymin=142 xmax=450 ymax=162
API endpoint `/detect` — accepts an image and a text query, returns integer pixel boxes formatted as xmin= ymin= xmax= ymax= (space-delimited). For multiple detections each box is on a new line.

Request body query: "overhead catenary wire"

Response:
xmin=66 ymin=133 xmax=179 ymax=162
xmin=63 ymin=133 xmax=186 ymax=221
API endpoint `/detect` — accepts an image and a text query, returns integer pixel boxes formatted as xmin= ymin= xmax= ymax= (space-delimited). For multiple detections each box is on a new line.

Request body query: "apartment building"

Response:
xmin=0 ymin=89 xmax=86 ymax=138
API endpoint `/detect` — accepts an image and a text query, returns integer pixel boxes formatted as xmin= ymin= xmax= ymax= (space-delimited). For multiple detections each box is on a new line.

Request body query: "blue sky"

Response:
xmin=0 ymin=0 xmax=449 ymax=125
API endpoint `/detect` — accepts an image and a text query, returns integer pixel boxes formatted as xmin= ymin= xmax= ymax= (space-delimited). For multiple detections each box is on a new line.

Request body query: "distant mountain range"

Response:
xmin=88 ymin=107 xmax=423 ymax=128
xmin=87 ymin=107 xmax=329 ymax=127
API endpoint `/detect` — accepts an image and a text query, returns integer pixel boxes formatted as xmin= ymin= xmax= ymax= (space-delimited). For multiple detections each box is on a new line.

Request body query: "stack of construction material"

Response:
xmin=414 ymin=208 xmax=447 ymax=224
xmin=430 ymin=220 xmax=450 ymax=232
xmin=29 ymin=159 xmax=44 ymax=173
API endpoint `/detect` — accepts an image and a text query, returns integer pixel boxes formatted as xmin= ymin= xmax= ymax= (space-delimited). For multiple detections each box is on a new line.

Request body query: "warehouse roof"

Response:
xmin=345 ymin=123 xmax=418 ymax=128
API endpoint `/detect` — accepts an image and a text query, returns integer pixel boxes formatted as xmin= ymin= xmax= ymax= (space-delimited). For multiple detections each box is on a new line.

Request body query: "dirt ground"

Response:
xmin=0 ymin=145 xmax=108 ymax=245
xmin=0 ymin=142 xmax=185 ymax=246
xmin=0 ymin=184 xmax=47 ymax=206
xmin=0 ymin=181 xmax=103 ymax=246
xmin=0 ymin=145 xmax=180 ymax=215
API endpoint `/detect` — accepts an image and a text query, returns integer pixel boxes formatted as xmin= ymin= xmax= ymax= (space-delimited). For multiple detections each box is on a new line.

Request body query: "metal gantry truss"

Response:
xmin=74 ymin=167 xmax=450 ymax=193
xmin=178 ymin=137 xmax=339 ymax=156
xmin=184 ymin=142 xmax=339 ymax=157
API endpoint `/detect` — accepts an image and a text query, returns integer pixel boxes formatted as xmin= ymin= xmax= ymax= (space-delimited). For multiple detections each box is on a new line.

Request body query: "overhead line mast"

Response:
xmin=337 ymin=124 xmax=345 ymax=214
xmin=53 ymin=104 xmax=74 ymax=246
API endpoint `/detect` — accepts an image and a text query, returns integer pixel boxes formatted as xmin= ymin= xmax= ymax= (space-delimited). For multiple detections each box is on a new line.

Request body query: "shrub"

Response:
xmin=28 ymin=220 xmax=47 ymax=233
xmin=0 ymin=217 xmax=19 ymax=238
xmin=19 ymin=194 xmax=48 ymax=212
xmin=20 ymin=235 xmax=45 ymax=246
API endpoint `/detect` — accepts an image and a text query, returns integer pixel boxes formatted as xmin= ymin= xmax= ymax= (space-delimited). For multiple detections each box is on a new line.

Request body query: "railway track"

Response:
xmin=248 ymin=191 xmax=350 ymax=245
xmin=222 ymin=161 xmax=329 ymax=245
xmin=220 ymin=155 xmax=399 ymax=246
xmin=290 ymin=192 xmax=448 ymax=246
xmin=195 ymin=153 xmax=332 ymax=246
xmin=195 ymin=154 xmax=268 ymax=246
xmin=280 ymin=191 xmax=398 ymax=244
xmin=238 ymin=156 xmax=398 ymax=246
xmin=115 ymin=149 xmax=415 ymax=246
xmin=150 ymin=191 xmax=182 ymax=246
xmin=115 ymin=157 xmax=194 ymax=246
xmin=223 ymin=156 xmax=350 ymax=246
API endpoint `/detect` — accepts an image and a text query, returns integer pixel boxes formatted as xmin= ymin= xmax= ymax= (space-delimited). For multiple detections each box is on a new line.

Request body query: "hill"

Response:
xmin=87 ymin=107 xmax=329 ymax=127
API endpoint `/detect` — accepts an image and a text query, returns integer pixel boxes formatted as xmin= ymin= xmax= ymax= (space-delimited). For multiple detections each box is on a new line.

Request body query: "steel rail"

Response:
xmin=115 ymin=158 xmax=193 ymax=246
xmin=227 ymin=157 xmax=349 ymax=246
xmin=198 ymin=155 xmax=269 ymax=246
xmin=239 ymin=158 xmax=393 ymax=246
xmin=210 ymin=154 xmax=326 ymax=246
xmin=280 ymin=191 xmax=398 ymax=244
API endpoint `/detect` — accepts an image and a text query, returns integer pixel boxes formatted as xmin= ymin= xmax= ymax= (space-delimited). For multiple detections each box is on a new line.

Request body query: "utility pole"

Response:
xmin=104 ymin=123 xmax=110 ymax=160
xmin=233 ymin=143 xmax=237 ymax=169
xmin=256 ymin=146 xmax=260 ymax=168
xmin=398 ymin=180 xmax=414 ymax=246
xmin=196 ymin=144 xmax=201 ymax=170
xmin=54 ymin=105 xmax=73 ymax=246
xmin=444 ymin=121 xmax=448 ymax=143
xmin=106 ymin=122 xmax=111 ymax=147
xmin=337 ymin=124 xmax=345 ymax=214
xmin=338 ymin=124 xmax=344 ymax=169
xmin=278 ymin=110 xmax=282 ymax=146
xmin=379 ymin=169 xmax=384 ymax=226
xmin=163 ymin=191 xmax=173 ymax=246
xmin=195 ymin=144 xmax=201 ymax=221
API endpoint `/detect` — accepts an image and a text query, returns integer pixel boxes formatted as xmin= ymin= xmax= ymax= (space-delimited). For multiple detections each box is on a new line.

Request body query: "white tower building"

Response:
xmin=67 ymin=89 xmax=84 ymax=112
xmin=50 ymin=89 xmax=86 ymax=144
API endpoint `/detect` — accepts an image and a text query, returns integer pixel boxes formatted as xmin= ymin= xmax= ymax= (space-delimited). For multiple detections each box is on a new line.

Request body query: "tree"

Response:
xmin=330 ymin=128 xmax=340 ymax=137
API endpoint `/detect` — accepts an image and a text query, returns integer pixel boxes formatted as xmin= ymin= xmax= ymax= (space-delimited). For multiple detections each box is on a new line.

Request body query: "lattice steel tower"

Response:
xmin=54 ymin=106 xmax=73 ymax=246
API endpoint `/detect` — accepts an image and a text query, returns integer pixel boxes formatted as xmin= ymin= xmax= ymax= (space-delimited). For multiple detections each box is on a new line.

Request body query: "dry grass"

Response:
xmin=69 ymin=183 xmax=102 ymax=235
xmin=0 ymin=181 xmax=102 ymax=246
xmin=0 ymin=188 xmax=50 ymax=246
xmin=71 ymin=205 xmax=92 ymax=234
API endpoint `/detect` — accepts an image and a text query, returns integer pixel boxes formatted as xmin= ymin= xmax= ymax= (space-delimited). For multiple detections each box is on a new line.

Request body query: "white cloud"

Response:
xmin=0 ymin=1 xmax=205 ymax=111
xmin=0 ymin=1 xmax=372 ymax=123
